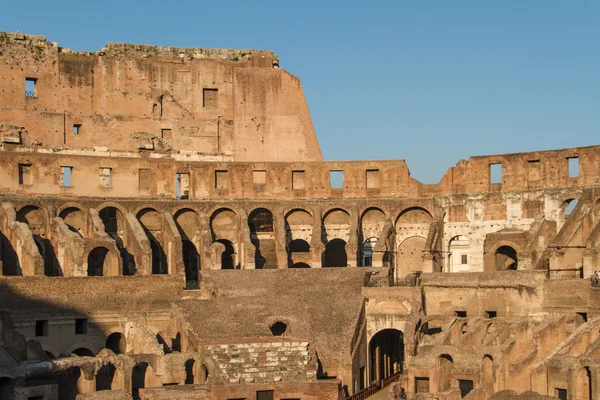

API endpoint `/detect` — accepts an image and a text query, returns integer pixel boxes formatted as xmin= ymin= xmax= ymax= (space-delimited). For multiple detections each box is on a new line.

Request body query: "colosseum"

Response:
xmin=0 ymin=31 xmax=598 ymax=400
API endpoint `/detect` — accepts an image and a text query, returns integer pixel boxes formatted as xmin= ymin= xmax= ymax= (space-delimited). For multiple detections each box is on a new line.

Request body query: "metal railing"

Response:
xmin=346 ymin=371 xmax=403 ymax=400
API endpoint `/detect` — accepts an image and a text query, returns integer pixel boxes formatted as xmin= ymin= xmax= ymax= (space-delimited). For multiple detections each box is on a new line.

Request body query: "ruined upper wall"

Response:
xmin=0 ymin=31 xmax=322 ymax=161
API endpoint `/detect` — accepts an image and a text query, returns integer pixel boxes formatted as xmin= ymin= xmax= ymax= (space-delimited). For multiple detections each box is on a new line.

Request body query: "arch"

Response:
xmin=482 ymin=354 xmax=494 ymax=390
xmin=323 ymin=208 xmax=351 ymax=243
xmin=270 ymin=321 xmax=287 ymax=336
xmin=182 ymin=240 xmax=200 ymax=287
xmin=96 ymin=363 xmax=123 ymax=391
xmin=132 ymin=362 xmax=148 ymax=397
xmin=563 ymin=198 xmax=579 ymax=215
xmin=44 ymin=350 xmax=56 ymax=360
xmin=16 ymin=205 xmax=58 ymax=275
xmin=323 ymin=238 xmax=347 ymax=267
xmin=248 ymin=208 xmax=275 ymax=269
xmin=99 ymin=206 xmax=135 ymax=275
xmin=59 ymin=207 xmax=87 ymax=237
xmin=185 ymin=359 xmax=195 ymax=384
xmin=369 ymin=329 xmax=404 ymax=383
xmin=174 ymin=208 xmax=201 ymax=240
xmin=396 ymin=207 xmax=433 ymax=226
xmin=210 ymin=208 xmax=238 ymax=241
xmin=216 ymin=239 xmax=235 ymax=269
xmin=447 ymin=235 xmax=470 ymax=273
xmin=105 ymin=332 xmax=126 ymax=355
xmin=288 ymin=238 xmax=310 ymax=267
xmin=290 ymin=262 xmax=310 ymax=268
xmin=495 ymin=246 xmax=518 ymax=270
xmin=397 ymin=236 xmax=426 ymax=277
xmin=438 ymin=354 xmax=454 ymax=392
xmin=87 ymin=247 xmax=110 ymax=276
xmin=72 ymin=348 xmax=95 ymax=357
xmin=137 ymin=208 xmax=167 ymax=274
xmin=361 ymin=208 xmax=386 ymax=250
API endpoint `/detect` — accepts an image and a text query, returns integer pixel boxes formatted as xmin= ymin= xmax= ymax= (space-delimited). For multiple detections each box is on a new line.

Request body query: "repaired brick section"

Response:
xmin=203 ymin=338 xmax=316 ymax=384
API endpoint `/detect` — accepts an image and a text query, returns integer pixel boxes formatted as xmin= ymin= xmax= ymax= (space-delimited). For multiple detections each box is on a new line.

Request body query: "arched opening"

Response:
xmin=106 ymin=332 xmax=126 ymax=355
xmin=0 ymin=378 xmax=13 ymax=399
xmin=322 ymin=209 xmax=351 ymax=255
xmin=397 ymin=236 xmax=426 ymax=277
xmin=16 ymin=206 xmax=58 ymax=276
xmin=290 ymin=262 xmax=311 ymax=268
xmin=87 ymin=247 xmax=109 ymax=276
xmin=59 ymin=207 xmax=87 ymax=237
xmin=216 ymin=239 xmax=235 ymax=269
xmin=270 ymin=321 xmax=287 ymax=336
xmin=44 ymin=350 xmax=56 ymax=360
xmin=482 ymin=355 xmax=494 ymax=390
xmin=447 ymin=235 xmax=470 ymax=273
xmin=369 ymin=329 xmax=404 ymax=383
xmin=157 ymin=333 xmax=172 ymax=354
xmin=563 ymin=199 xmax=579 ymax=216
xmin=137 ymin=208 xmax=167 ymax=274
xmin=323 ymin=238 xmax=347 ymax=267
xmin=248 ymin=208 xmax=275 ymax=269
xmin=288 ymin=238 xmax=310 ymax=267
xmin=495 ymin=246 xmax=518 ymax=270
xmin=174 ymin=209 xmax=201 ymax=286
xmin=438 ymin=354 xmax=454 ymax=392
xmin=362 ymin=237 xmax=377 ymax=267
xmin=0 ymin=230 xmax=20 ymax=276
xmin=96 ymin=363 xmax=116 ymax=391
xmin=132 ymin=362 xmax=148 ymax=398
xmin=72 ymin=348 xmax=95 ymax=357
xmin=100 ymin=207 xmax=135 ymax=275
xmin=185 ymin=359 xmax=195 ymax=384
xmin=182 ymin=240 xmax=200 ymax=288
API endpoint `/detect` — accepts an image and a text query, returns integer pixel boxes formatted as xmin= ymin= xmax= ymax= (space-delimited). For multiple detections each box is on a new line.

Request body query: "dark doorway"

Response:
xmin=87 ymin=247 xmax=109 ymax=276
xmin=182 ymin=240 xmax=200 ymax=288
xmin=323 ymin=238 xmax=347 ymax=267
xmin=369 ymin=329 xmax=404 ymax=383
xmin=217 ymin=239 xmax=235 ymax=269
xmin=106 ymin=332 xmax=126 ymax=354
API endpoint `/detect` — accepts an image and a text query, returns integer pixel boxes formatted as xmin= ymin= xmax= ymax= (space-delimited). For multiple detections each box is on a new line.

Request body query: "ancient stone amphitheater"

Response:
xmin=0 ymin=31 xmax=598 ymax=400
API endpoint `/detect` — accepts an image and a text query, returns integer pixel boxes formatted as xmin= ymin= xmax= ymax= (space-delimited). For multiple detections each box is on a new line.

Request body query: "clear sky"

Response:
xmin=1 ymin=1 xmax=598 ymax=183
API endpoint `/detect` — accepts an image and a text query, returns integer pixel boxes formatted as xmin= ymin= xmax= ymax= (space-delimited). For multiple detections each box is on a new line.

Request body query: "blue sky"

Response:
xmin=1 ymin=1 xmax=598 ymax=183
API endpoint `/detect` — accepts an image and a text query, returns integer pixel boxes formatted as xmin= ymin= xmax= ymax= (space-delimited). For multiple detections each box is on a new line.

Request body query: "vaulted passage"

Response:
xmin=137 ymin=208 xmax=167 ymax=274
xmin=17 ymin=205 xmax=59 ymax=276
xmin=0 ymin=230 xmax=20 ymax=276
xmin=495 ymin=246 xmax=518 ymax=270
xmin=288 ymin=238 xmax=310 ymax=267
xmin=87 ymin=247 xmax=109 ymax=276
xmin=59 ymin=207 xmax=87 ymax=237
xmin=210 ymin=209 xmax=238 ymax=269
xmin=369 ymin=329 xmax=404 ymax=383
xmin=182 ymin=240 xmax=200 ymax=287
xmin=174 ymin=208 xmax=201 ymax=286
xmin=106 ymin=332 xmax=126 ymax=354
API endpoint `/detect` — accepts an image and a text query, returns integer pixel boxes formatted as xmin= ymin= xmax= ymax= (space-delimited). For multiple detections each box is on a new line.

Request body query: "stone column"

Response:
xmin=237 ymin=209 xmax=248 ymax=269
xmin=310 ymin=206 xmax=324 ymax=268
xmin=347 ymin=207 xmax=359 ymax=267
xmin=199 ymin=213 xmax=213 ymax=270
xmin=273 ymin=207 xmax=288 ymax=269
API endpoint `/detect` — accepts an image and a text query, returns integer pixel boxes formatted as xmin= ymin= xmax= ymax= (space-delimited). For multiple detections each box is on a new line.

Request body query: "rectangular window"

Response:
xmin=366 ymin=169 xmax=379 ymax=189
xmin=35 ymin=320 xmax=48 ymax=336
xmin=489 ymin=163 xmax=502 ymax=184
xmin=75 ymin=318 xmax=88 ymax=334
xmin=18 ymin=163 xmax=32 ymax=185
xmin=176 ymin=173 xmax=190 ymax=199
xmin=458 ymin=380 xmax=474 ymax=398
xmin=61 ymin=166 xmax=72 ymax=187
xmin=528 ymin=160 xmax=541 ymax=181
xmin=73 ymin=124 xmax=81 ymax=135
xmin=215 ymin=170 xmax=228 ymax=189
xmin=292 ymin=170 xmax=305 ymax=190
xmin=256 ymin=391 xmax=274 ymax=400
xmin=139 ymin=169 xmax=152 ymax=190
xmin=461 ymin=254 xmax=468 ymax=264
xmin=99 ymin=168 xmax=111 ymax=188
xmin=555 ymin=388 xmax=567 ymax=400
xmin=253 ymin=170 xmax=266 ymax=185
xmin=568 ymin=157 xmax=579 ymax=178
xmin=25 ymin=77 xmax=37 ymax=97
xmin=415 ymin=377 xmax=430 ymax=393
xmin=161 ymin=128 xmax=172 ymax=139
xmin=485 ymin=311 xmax=497 ymax=318
xmin=330 ymin=170 xmax=344 ymax=189
xmin=455 ymin=311 xmax=467 ymax=318
xmin=203 ymin=88 xmax=218 ymax=108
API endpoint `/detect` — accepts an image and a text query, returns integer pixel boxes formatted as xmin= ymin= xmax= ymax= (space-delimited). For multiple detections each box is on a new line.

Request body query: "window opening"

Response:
xmin=35 ymin=320 xmax=48 ymax=336
xmin=25 ymin=78 xmax=37 ymax=97
xmin=18 ymin=163 xmax=32 ymax=185
xmin=330 ymin=170 xmax=344 ymax=189
xmin=568 ymin=157 xmax=580 ymax=178
xmin=61 ymin=166 xmax=73 ymax=187
xmin=490 ymin=163 xmax=502 ymax=184
xmin=75 ymin=318 xmax=88 ymax=334
xmin=73 ymin=124 xmax=81 ymax=135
